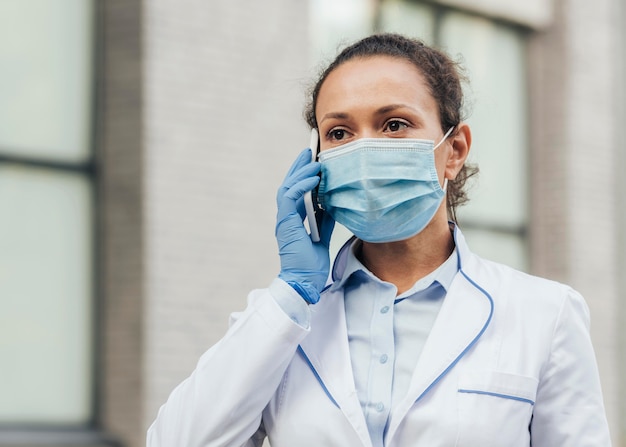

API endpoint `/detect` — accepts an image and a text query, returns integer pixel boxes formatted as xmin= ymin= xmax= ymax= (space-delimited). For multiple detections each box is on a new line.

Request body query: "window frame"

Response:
xmin=0 ymin=0 xmax=117 ymax=444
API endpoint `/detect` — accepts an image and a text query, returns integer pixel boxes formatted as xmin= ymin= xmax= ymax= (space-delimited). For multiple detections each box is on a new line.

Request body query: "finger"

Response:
xmin=277 ymin=162 xmax=320 ymax=205
xmin=284 ymin=176 xmax=320 ymax=202
xmin=281 ymin=161 xmax=320 ymax=191
xmin=277 ymin=176 xmax=320 ymax=222
xmin=284 ymin=148 xmax=313 ymax=180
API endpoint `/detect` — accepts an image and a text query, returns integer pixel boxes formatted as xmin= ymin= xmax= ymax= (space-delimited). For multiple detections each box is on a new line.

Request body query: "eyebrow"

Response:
xmin=318 ymin=104 xmax=421 ymax=125
xmin=318 ymin=112 xmax=349 ymax=125
xmin=375 ymin=103 xmax=420 ymax=115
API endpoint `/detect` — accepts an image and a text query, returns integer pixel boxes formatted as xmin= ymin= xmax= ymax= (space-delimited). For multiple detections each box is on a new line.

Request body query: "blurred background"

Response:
xmin=0 ymin=0 xmax=624 ymax=445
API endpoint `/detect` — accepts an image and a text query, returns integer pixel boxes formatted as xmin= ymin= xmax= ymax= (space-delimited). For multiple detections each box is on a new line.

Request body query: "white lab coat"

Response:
xmin=147 ymin=227 xmax=611 ymax=446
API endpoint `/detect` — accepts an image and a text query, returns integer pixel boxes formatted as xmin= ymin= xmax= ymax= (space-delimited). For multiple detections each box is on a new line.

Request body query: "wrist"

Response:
xmin=285 ymin=280 xmax=320 ymax=304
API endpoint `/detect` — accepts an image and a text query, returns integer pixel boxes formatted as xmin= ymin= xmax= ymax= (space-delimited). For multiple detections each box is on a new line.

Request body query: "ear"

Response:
xmin=445 ymin=122 xmax=471 ymax=181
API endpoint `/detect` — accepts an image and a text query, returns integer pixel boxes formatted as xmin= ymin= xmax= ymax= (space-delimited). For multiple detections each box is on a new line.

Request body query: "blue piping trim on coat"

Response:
xmin=458 ymin=389 xmax=535 ymax=406
xmin=414 ymin=267 xmax=495 ymax=404
xmin=326 ymin=224 xmax=495 ymax=408
xmin=297 ymin=346 xmax=340 ymax=408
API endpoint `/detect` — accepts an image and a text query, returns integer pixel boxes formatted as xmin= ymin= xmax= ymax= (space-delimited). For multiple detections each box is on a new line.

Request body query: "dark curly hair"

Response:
xmin=304 ymin=33 xmax=478 ymax=221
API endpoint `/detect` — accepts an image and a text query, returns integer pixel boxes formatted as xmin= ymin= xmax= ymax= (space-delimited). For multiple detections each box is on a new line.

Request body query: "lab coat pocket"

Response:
xmin=456 ymin=371 xmax=538 ymax=447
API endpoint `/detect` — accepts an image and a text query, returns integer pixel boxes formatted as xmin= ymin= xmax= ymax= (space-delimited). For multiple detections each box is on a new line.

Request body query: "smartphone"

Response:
xmin=304 ymin=129 xmax=321 ymax=242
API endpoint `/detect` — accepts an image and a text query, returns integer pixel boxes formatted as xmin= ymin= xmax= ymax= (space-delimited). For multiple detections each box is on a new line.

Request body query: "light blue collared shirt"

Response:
xmin=269 ymin=238 xmax=459 ymax=447
xmin=338 ymin=239 xmax=458 ymax=447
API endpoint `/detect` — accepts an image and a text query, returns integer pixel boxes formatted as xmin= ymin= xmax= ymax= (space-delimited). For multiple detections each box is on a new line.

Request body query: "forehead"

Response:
xmin=316 ymin=55 xmax=437 ymax=117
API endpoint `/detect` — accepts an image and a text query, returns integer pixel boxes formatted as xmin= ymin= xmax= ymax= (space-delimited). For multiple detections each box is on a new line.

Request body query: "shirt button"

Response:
xmin=375 ymin=402 xmax=384 ymax=412
xmin=380 ymin=306 xmax=390 ymax=314
xmin=379 ymin=354 xmax=388 ymax=364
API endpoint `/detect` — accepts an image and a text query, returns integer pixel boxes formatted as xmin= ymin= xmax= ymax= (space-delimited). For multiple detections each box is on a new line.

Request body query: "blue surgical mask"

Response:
xmin=318 ymin=128 xmax=454 ymax=243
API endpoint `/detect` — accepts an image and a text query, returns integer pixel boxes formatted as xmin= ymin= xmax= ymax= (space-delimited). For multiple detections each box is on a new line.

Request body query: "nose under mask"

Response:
xmin=317 ymin=128 xmax=453 ymax=243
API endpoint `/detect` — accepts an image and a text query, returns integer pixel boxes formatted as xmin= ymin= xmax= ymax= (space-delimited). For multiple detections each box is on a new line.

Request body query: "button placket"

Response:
xmin=365 ymin=287 xmax=395 ymax=443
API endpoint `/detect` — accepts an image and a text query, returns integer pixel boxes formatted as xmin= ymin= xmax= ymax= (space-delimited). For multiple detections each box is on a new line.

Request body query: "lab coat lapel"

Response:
xmin=298 ymin=289 xmax=372 ymax=447
xmin=386 ymin=232 xmax=494 ymax=442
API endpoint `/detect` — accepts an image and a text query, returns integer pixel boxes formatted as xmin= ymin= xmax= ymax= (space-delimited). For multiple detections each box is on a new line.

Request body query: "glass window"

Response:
xmin=439 ymin=11 xmax=528 ymax=270
xmin=0 ymin=0 xmax=95 ymax=426
xmin=460 ymin=227 xmax=527 ymax=270
xmin=439 ymin=12 xmax=528 ymax=226
xmin=310 ymin=0 xmax=377 ymax=63
xmin=0 ymin=0 xmax=93 ymax=164
xmin=0 ymin=166 xmax=93 ymax=424
xmin=378 ymin=0 xmax=436 ymax=43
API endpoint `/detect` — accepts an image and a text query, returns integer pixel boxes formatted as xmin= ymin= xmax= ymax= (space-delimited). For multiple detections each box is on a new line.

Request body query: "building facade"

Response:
xmin=0 ymin=0 xmax=623 ymax=445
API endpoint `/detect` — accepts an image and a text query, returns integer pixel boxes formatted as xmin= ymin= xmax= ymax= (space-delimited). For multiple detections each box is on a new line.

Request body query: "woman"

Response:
xmin=147 ymin=34 xmax=610 ymax=446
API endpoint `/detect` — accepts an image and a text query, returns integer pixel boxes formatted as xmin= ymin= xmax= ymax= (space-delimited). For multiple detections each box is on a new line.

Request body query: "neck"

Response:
xmin=358 ymin=221 xmax=454 ymax=295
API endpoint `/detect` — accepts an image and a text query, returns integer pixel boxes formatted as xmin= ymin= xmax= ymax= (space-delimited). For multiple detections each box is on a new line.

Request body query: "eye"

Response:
xmin=384 ymin=119 xmax=409 ymax=133
xmin=328 ymin=128 xmax=348 ymax=141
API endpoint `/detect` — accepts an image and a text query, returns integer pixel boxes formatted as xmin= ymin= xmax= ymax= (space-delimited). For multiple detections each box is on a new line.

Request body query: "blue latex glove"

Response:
xmin=276 ymin=148 xmax=335 ymax=304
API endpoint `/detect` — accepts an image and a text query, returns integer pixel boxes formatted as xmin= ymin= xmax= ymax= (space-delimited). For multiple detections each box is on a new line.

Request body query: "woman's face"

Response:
xmin=315 ymin=55 xmax=452 ymax=183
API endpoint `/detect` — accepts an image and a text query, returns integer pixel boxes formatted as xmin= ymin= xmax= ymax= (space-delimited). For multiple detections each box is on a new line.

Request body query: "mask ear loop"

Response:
xmin=434 ymin=126 xmax=455 ymax=192
xmin=433 ymin=126 xmax=455 ymax=150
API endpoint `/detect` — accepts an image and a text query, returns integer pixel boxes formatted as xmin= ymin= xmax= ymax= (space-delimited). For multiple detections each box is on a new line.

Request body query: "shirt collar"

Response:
xmin=332 ymin=238 xmax=458 ymax=294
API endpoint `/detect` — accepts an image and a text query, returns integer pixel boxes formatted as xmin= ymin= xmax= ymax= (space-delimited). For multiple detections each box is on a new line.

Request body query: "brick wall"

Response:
xmin=141 ymin=0 xmax=310 ymax=429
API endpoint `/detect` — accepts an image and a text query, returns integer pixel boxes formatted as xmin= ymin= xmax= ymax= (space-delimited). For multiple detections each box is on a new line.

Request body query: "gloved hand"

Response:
xmin=276 ymin=148 xmax=335 ymax=304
